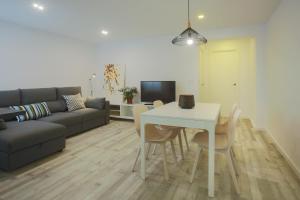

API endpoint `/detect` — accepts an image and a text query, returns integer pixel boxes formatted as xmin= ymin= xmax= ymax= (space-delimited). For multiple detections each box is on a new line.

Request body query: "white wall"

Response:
xmin=0 ymin=20 xmax=98 ymax=97
xmin=265 ymin=0 xmax=300 ymax=174
xmin=97 ymin=26 xmax=266 ymax=128
xmin=97 ymin=36 xmax=200 ymax=104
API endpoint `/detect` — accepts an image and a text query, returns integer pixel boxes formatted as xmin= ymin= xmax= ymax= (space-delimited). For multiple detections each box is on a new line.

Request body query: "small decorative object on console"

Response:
xmin=178 ymin=95 xmax=195 ymax=109
xmin=119 ymin=87 xmax=138 ymax=104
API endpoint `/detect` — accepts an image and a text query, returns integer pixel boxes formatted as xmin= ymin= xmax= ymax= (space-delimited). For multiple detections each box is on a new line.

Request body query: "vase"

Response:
xmin=126 ymin=97 xmax=133 ymax=104
xmin=178 ymin=95 xmax=195 ymax=109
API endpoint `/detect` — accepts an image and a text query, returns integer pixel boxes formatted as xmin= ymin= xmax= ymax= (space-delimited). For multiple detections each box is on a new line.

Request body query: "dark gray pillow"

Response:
xmin=46 ymin=100 xmax=67 ymax=113
xmin=85 ymin=97 xmax=106 ymax=110
xmin=0 ymin=119 xmax=7 ymax=130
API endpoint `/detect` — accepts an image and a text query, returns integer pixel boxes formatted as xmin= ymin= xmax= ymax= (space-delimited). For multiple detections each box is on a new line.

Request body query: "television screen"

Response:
xmin=141 ymin=81 xmax=176 ymax=103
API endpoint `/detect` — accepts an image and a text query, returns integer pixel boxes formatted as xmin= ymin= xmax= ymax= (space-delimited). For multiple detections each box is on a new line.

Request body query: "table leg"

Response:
xmin=208 ymin=124 xmax=215 ymax=197
xmin=140 ymin=118 xmax=146 ymax=180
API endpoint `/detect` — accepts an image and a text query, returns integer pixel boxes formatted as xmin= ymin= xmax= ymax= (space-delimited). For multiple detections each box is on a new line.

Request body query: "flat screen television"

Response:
xmin=141 ymin=81 xmax=176 ymax=103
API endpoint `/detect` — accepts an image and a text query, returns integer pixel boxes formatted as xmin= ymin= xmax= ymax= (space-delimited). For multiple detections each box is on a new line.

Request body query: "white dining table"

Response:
xmin=140 ymin=102 xmax=221 ymax=197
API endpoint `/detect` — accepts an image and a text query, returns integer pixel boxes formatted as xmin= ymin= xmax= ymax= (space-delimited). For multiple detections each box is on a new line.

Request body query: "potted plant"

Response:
xmin=119 ymin=87 xmax=138 ymax=104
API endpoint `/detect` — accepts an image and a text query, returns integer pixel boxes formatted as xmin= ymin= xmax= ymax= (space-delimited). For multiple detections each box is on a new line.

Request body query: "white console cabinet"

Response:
xmin=110 ymin=103 xmax=153 ymax=120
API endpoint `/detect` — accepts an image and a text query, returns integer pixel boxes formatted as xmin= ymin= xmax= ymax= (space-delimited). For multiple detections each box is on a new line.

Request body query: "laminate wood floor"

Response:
xmin=0 ymin=119 xmax=300 ymax=200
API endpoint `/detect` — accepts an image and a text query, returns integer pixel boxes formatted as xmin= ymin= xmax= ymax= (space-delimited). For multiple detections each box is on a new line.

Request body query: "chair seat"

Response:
xmin=154 ymin=125 xmax=181 ymax=139
xmin=155 ymin=125 xmax=182 ymax=131
xmin=192 ymin=131 xmax=229 ymax=150
xmin=216 ymin=123 xmax=228 ymax=135
xmin=144 ymin=124 xmax=173 ymax=143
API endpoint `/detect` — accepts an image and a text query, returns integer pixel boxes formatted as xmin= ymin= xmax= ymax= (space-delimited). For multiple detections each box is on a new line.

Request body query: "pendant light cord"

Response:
xmin=187 ymin=0 xmax=191 ymax=28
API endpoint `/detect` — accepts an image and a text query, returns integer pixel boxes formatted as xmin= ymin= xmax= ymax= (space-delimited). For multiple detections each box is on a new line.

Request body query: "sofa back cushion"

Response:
xmin=21 ymin=88 xmax=57 ymax=105
xmin=0 ymin=89 xmax=21 ymax=107
xmin=56 ymin=87 xmax=82 ymax=100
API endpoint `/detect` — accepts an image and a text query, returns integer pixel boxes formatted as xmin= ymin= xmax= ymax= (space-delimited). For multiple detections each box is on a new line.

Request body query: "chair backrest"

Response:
xmin=132 ymin=104 xmax=149 ymax=135
xmin=227 ymin=109 xmax=241 ymax=148
xmin=226 ymin=103 xmax=239 ymax=132
xmin=229 ymin=103 xmax=238 ymax=120
xmin=153 ymin=100 xmax=164 ymax=108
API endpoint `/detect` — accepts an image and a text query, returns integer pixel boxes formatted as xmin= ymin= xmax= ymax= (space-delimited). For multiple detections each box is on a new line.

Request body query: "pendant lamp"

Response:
xmin=172 ymin=0 xmax=207 ymax=46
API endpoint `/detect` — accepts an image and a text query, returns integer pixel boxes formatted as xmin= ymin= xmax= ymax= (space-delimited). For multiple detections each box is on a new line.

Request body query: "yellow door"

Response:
xmin=200 ymin=38 xmax=256 ymax=118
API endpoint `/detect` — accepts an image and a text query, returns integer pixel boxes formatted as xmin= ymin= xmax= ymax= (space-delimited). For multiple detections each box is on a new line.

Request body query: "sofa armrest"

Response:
xmin=85 ymin=98 xmax=110 ymax=124
xmin=85 ymin=97 xmax=105 ymax=110
xmin=104 ymin=101 xmax=110 ymax=124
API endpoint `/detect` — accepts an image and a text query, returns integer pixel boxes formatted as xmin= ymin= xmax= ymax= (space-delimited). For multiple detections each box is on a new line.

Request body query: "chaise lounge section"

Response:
xmin=0 ymin=87 xmax=110 ymax=171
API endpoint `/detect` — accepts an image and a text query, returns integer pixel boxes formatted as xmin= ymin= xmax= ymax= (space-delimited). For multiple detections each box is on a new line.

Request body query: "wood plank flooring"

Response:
xmin=0 ymin=119 xmax=300 ymax=200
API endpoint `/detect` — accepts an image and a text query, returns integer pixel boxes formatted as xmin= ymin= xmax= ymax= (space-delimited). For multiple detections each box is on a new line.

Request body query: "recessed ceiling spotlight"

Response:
xmin=198 ymin=14 xmax=205 ymax=20
xmin=101 ymin=30 xmax=109 ymax=35
xmin=32 ymin=3 xmax=45 ymax=11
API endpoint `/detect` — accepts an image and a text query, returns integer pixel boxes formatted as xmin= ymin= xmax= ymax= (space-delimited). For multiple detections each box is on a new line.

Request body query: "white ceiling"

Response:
xmin=0 ymin=0 xmax=280 ymax=43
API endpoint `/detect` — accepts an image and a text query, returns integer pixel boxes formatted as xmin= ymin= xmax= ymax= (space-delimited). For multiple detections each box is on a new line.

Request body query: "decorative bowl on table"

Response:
xmin=178 ymin=95 xmax=195 ymax=109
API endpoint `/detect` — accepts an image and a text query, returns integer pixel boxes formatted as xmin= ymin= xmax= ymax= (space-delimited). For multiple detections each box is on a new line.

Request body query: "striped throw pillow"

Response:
xmin=62 ymin=93 xmax=86 ymax=112
xmin=10 ymin=102 xmax=51 ymax=122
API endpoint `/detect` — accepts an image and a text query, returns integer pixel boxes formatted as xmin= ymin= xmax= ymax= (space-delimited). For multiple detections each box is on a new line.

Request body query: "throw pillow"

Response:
xmin=0 ymin=119 xmax=7 ymax=130
xmin=46 ymin=100 xmax=67 ymax=113
xmin=85 ymin=97 xmax=106 ymax=110
xmin=10 ymin=102 xmax=51 ymax=122
xmin=63 ymin=93 xmax=86 ymax=112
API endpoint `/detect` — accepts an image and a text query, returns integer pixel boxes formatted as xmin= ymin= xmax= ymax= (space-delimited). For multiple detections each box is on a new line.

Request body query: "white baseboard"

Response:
xmin=262 ymin=129 xmax=300 ymax=179
xmin=249 ymin=118 xmax=267 ymax=132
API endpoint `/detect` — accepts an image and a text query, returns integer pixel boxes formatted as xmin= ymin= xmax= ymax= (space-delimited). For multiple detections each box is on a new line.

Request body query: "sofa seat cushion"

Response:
xmin=0 ymin=120 xmax=66 ymax=153
xmin=73 ymin=108 xmax=106 ymax=121
xmin=38 ymin=112 xmax=82 ymax=127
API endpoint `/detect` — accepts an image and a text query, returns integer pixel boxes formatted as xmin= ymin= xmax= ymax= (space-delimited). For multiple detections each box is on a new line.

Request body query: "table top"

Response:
xmin=142 ymin=102 xmax=221 ymax=122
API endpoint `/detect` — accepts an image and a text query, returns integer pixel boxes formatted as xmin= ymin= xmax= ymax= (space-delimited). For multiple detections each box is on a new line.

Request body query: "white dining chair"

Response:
xmin=152 ymin=100 xmax=190 ymax=159
xmin=131 ymin=104 xmax=178 ymax=180
xmin=216 ymin=103 xmax=238 ymax=134
xmin=189 ymin=109 xmax=242 ymax=194
xmin=216 ymin=104 xmax=239 ymax=168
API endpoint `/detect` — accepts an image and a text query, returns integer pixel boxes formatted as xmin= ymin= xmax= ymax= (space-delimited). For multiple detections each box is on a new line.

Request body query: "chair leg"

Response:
xmin=182 ymin=128 xmax=190 ymax=151
xmin=230 ymin=148 xmax=239 ymax=177
xmin=132 ymin=148 xmax=141 ymax=172
xmin=146 ymin=143 xmax=152 ymax=160
xmin=178 ymin=132 xmax=184 ymax=160
xmin=190 ymin=145 xmax=202 ymax=183
xmin=152 ymin=144 xmax=158 ymax=155
xmin=161 ymin=143 xmax=169 ymax=180
xmin=231 ymin=147 xmax=236 ymax=159
xmin=226 ymin=151 xmax=240 ymax=194
xmin=170 ymin=140 xmax=178 ymax=164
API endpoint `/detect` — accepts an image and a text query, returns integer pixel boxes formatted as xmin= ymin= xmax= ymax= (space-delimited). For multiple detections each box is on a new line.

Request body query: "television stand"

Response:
xmin=142 ymin=102 xmax=153 ymax=105
xmin=110 ymin=103 xmax=153 ymax=120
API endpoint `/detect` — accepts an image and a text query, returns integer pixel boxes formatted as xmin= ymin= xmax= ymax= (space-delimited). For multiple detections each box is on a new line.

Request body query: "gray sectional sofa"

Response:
xmin=0 ymin=87 xmax=110 ymax=171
